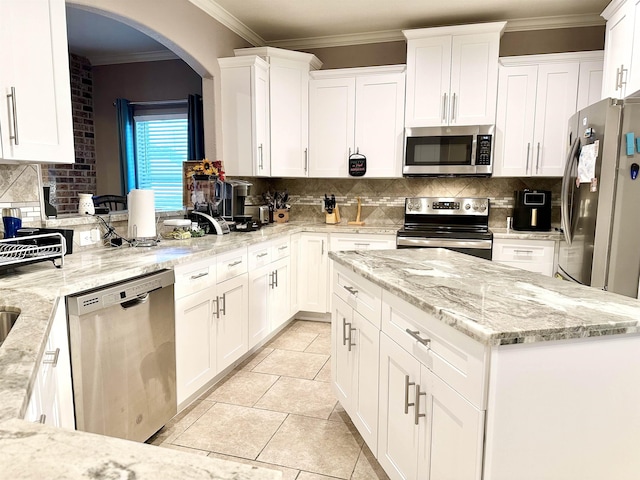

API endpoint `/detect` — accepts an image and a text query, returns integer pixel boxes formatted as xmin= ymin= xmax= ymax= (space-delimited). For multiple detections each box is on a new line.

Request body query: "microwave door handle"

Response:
xmin=561 ymin=137 xmax=580 ymax=245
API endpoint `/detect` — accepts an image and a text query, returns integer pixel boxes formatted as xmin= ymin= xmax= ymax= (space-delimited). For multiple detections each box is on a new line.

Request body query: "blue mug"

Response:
xmin=2 ymin=208 xmax=22 ymax=238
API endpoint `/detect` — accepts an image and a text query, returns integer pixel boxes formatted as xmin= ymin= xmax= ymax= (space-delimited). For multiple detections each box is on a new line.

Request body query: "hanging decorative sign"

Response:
xmin=348 ymin=152 xmax=367 ymax=177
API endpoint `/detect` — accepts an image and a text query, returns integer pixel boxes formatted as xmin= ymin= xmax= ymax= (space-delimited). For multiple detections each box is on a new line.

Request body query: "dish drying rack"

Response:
xmin=0 ymin=232 xmax=67 ymax=269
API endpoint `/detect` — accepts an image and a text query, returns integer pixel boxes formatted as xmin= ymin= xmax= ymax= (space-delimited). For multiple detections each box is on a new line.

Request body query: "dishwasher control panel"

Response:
xmin=67 ymin=270 xmax=175 ymax=316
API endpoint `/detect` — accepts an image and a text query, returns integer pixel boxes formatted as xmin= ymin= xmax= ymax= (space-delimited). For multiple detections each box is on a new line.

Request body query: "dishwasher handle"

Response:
xmin=120 ymin=294 xmax=149 ymax=309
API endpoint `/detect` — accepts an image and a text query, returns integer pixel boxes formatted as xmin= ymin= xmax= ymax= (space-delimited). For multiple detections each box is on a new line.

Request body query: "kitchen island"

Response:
xmin=329 ymin=248 xmax=640 ymax=480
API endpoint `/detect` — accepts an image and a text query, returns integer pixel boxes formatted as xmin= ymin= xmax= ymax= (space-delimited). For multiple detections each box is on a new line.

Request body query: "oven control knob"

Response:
xmin=408 ymin=201 xmax=419 ymax=211
xmin=479 ymin=202 xmax=487 ymax=212
xmin=464 ymin=203 xmax=471 ymax=210
xmin=472 ymin=202 xmax=479 ymax=211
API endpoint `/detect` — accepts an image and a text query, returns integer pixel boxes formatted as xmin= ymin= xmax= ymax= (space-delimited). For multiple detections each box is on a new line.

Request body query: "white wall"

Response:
xmin=68 ymin=0 xmax=252 ymax=161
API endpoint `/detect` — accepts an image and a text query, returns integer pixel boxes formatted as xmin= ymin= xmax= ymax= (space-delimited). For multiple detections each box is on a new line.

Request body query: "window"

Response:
xmin=133 ymin=113 xmax=188 ymax=211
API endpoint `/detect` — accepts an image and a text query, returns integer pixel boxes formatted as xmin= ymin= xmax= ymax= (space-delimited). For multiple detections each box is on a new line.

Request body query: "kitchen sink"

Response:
xmin=0 ymin=307 xmax=20 ymax=345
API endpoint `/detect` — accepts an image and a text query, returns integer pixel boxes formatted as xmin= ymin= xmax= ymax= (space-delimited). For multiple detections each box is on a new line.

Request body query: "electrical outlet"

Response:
xmin=78 ymin=231 xmax=93 ymax=246
xmin=78 ymin=228 xmax=100 ymax=246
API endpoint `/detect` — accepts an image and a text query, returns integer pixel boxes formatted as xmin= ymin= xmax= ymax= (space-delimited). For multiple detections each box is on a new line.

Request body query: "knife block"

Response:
xmin=325 ymin=205 xmax=340 ymax=224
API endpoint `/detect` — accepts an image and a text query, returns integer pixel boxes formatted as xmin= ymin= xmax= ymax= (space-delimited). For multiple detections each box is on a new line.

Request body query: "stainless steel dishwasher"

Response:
xmin=67 ymin=269 xmax=176 ymax=442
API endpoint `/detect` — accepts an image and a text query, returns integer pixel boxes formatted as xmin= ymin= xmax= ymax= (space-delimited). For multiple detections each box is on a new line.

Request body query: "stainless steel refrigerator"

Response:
xmin=557 ymin=97 xmax=640 ymax=298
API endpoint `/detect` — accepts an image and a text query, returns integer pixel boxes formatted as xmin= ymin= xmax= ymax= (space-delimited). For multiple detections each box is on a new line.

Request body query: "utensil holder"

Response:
xmin=275 ymin=209 xmax=289 ymax=223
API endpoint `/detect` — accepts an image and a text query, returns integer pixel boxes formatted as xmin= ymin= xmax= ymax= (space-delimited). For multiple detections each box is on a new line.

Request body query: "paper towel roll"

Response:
xmin=128 ymin=189 xmax=156 ymax=239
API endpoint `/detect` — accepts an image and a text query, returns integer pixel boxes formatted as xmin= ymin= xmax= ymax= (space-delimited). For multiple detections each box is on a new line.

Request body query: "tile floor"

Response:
xmin=148 ymin=320 xmax=389 ymax=480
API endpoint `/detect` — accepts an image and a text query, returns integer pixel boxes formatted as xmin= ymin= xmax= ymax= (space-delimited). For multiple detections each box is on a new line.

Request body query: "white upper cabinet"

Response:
xmin=494 ymin=52 xmax=603 ymax=177
xmin=233 ymin=47 xmax=322 ymax=177
xmin=0 ymin=0 xmax=74 ymax=163
xmin=403 ymin=23 xmax=506 ymax=128
xmin=308 ymin=66 xmax=406 ymax=178
xmin=219 ymin=56 xmax=270 ymax=177
xmin=602 ymin=0 xmax=634 ymax=98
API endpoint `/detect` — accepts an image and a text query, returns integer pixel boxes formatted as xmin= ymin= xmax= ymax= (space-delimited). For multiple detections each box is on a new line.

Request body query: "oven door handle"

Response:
xmin=396 ymin=237 xmax=493 ymax=249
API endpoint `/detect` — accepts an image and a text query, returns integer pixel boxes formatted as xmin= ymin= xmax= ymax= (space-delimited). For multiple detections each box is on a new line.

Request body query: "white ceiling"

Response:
xmin=66 ymin=0 xmax=610 ymax=65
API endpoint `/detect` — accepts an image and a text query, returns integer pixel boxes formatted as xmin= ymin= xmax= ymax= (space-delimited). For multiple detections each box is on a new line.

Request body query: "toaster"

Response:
xmin=245 ymin=205 xmax=270 ymax=224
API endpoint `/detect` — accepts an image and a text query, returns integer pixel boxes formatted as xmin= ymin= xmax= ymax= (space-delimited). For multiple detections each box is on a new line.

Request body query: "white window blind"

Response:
xmin=134 ymin=114 xmax=187 ymax=211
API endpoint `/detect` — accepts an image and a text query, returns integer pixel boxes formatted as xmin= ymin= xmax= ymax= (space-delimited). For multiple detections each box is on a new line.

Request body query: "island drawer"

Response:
xmin=381 ymin=290 xmax=488 ymax=409
xmin=334 ymin=263 xmax=382 ymax=328
xmin=216 ymin=247 xmax=248 ymax=283
xmin=173 ymin=257 xmax=217 ymax=299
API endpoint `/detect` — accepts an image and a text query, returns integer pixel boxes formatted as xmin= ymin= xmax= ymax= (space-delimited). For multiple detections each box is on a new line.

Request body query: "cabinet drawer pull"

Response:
xmin=405 ymin=329 xmax=431 ymax=347
xmin=404 ymin=375 xmax=415 ymax=414
xmin=257 ymin=252 xmax=269 ymax=258
xmin=278 ymin=245 xmax=288 ymax=251
xmin=415 ymin=384 xmax=426 ymax=425
xmin=513 ymin=249 xmax=533 ymax=255
xmin=227 ymin=260 xmax=242 ymax=268
xmin=43 ymin=348 xmax=60 ymax=367
xmin=8 ymin=86 xmax=19 ymax=145
xmin=344 ymin=285 xmax=358 ymax=296
xmin=190 ymin=272 xmax=208 ymax=280
xmin=354 ymin=243 xmax=370 ymax=247
xmin=347 ymin=325 xmax=356 ymax=352
xmin=38 ymin=414 xmax=46 ymax=424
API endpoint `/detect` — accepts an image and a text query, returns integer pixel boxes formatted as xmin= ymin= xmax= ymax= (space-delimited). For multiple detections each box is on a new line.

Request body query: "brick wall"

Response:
xmin=41 ymin=53 xmax=96 ymax=214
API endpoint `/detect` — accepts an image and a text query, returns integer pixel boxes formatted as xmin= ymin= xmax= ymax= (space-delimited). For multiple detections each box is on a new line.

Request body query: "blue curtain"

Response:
xmin=115 ymin=98 xmax=136 ymax=194
xmin=187 ymin=94 xmax=204 ymax=160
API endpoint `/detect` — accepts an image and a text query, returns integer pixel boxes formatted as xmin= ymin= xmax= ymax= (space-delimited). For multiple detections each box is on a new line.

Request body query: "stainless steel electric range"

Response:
xmin=396 ymin=197 xmax=493 ymax=260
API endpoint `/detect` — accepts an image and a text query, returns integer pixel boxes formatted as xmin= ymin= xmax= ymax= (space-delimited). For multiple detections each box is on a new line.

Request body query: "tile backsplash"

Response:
xmin=244 ymin=176 xmax=562 ymax=227
xmin=0 ymin=164 xmax=42 ymax=235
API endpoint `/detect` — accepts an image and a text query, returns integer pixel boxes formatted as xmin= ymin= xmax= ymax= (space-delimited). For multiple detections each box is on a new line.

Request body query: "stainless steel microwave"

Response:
xmin=403 ymin=125 xmax=494 ymax=176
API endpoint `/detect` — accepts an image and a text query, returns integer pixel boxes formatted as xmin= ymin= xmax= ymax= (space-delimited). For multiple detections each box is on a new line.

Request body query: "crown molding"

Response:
xmin=89 ymin=50 xmax=179 ymax=66
xmin=268 ymin=30 xmax=406 ymax=50
xmin=504 ymin=13 xmax=605 ymax=32
xmin=188 ymin=0 xmax=265 ymax=46
xmin=187 ymin=1 xmax=605 ymax=51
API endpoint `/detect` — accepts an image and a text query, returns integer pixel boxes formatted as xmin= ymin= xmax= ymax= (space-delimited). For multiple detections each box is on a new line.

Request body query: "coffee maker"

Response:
xmin=189 ymin=176 xmax=230 ymax=235
xmin=222 ymin=180 xmax=252 ymax=222
xmin=512 ymin=189 xmax=552 ymax=231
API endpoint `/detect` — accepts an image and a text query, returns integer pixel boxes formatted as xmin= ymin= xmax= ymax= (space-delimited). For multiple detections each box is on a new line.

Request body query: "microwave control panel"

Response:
xmin=476 ymin=134 xmax=492 ymax=166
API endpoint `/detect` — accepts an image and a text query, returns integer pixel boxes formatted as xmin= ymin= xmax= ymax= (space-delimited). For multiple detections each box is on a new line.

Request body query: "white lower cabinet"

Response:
xmin=298 ymin=233 xmax=329 ymax=313
xmin=215 ymin=274 xmax=248 ymax=372
xmin=331 ymin=294 xmax=380 ymax=452
xmin=378 ymin=332 xmax=422 ymax=479
xmin=419 ymin=367 xmax=484 ymax=480
xmin=333 ymin=261 xmax=487 ymax=480
xmin=175 ymin=287 xmax=216 ymax=404
xmin=492 ymin=238 xmax=556 ymax=276
xmin=175 ymin=248 xmax=248 ymax=406
xmin=25 ymin=299 xmax=74 ymax=429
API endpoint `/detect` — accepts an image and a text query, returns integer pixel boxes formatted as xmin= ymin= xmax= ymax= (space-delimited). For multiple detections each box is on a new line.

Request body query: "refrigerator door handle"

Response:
xmin=561 ymin=137 xmax=580 ymax=245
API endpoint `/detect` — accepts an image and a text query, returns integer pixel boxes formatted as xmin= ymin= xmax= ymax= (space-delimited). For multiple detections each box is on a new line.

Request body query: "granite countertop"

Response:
xmin=0 ymin=222 xmax=398 ymax=479
xmin=491 ymin=227 xmax=564 ymax=241
xmin=329 ymin=248 xmax=640 ymax=346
